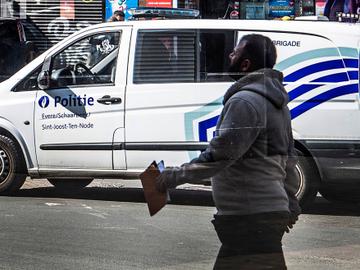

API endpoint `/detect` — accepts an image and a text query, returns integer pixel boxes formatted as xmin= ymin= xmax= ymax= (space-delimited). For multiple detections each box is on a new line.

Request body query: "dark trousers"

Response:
xmin=212 ymin=211 xmax=289 ymax=270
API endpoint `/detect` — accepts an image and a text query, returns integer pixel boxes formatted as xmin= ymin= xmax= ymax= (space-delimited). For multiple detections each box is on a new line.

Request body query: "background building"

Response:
xmin=0 ymin=0 xmax=359 ymax=54
xmin=1 ymin=0 xmax=103 ymax=52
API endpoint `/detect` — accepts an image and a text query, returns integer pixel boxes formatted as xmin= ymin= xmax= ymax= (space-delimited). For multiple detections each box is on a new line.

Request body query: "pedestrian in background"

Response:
xmin=108 ymin=10 xmax=125 ymax=22
xmin=156 ymin=34 xmax=301 ymax=270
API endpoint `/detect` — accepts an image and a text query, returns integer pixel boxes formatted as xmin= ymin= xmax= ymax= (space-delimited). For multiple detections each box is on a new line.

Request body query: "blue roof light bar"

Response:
xmin=128 ymin=7 xmax=200 ymax=20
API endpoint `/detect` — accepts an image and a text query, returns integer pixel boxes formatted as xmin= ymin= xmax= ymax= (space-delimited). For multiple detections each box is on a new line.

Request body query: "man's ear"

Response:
xmin=240 ymin=59 xmax=251 ymax=72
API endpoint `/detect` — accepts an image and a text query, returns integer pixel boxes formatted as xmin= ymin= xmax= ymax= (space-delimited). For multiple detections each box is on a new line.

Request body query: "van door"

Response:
xmin=124 ymin=29 xmax=235 ymax=170
xmin=34 ymin=27 xmax=131 ymax=171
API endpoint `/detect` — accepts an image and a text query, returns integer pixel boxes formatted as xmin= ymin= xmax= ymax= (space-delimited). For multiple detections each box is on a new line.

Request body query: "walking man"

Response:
xmin=156 ymin=34 xmax=301 ymax=269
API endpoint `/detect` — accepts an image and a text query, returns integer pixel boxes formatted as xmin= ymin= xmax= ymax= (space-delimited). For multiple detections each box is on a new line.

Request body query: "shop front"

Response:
xmin=1 ymin=0 xmax=103 ymax=52
xmin=104 ymin=0 xmax=199 ymax=20
xmin=1 ymin=0 xmax=359 ymax=55
xmin=103 ymin=0 xmax=359 ymax=23
xmin=198 ymin=0 xmax=316 ymax=19
xmin=0 ymin=0 xmax=200 ymax=54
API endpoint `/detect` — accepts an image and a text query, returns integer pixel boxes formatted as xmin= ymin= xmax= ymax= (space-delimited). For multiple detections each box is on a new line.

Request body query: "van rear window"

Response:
xmin=133 ymin=29 xmax=236 ymax=84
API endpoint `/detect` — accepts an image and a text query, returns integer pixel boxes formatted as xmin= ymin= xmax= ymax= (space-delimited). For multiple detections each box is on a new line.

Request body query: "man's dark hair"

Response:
xmin=114 ymin=10 xmax=125 ymax=17
xmin=239 ymin=34 xmax=277 ymax=71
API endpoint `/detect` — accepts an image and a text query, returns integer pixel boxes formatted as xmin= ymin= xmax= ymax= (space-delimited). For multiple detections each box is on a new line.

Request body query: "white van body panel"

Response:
xmin=34 ymin=26 xmax=131 ymax=170
xmin=123 ymin=20 xmax=360 ymax=181
xmin=0 ymin=19 xmax=358 ymax=186
xmin=0 ymin=78 xmax=38 ymax=168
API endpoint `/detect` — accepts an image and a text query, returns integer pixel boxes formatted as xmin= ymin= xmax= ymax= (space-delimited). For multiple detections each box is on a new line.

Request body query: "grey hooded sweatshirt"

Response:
xmin=162 ymin=68 xmax=300 ymax=216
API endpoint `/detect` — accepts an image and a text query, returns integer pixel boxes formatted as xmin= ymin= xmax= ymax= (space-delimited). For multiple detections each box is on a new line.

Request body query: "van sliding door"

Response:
xmin=125 ymin=29 xmax=236 ymax=170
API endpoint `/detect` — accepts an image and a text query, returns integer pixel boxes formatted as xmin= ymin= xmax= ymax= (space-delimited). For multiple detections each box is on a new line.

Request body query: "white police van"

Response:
xmin=0 ymin=18 xmax=359 ymax=207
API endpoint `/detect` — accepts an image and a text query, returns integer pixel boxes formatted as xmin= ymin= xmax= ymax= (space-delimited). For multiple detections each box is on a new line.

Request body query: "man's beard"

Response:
xmin=228 ymin=61 xmax=246 ymax=81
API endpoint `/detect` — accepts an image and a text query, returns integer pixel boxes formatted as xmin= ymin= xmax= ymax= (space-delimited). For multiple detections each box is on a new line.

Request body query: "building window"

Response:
xmin=178 ymin=0 xmax=199 ymax=9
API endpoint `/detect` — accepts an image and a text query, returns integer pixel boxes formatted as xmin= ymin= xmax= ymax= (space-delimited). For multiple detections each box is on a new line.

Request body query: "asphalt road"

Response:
xmin=0 ymin=179 xmax=359 ymax=270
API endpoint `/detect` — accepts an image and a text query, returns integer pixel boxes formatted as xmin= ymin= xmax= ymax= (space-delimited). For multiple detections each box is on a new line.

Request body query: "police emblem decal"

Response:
xmin=38 ymin=96 xmax=50 ymax=108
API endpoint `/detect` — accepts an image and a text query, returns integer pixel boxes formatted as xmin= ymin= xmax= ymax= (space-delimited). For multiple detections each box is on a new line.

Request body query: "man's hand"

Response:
xmin=156 ymin=172 xmax=168 ymax=193
xmin=155 ymin=167 xmax=178 ymax=193
xmin=285 ymin=213 xmax=299 ymax=233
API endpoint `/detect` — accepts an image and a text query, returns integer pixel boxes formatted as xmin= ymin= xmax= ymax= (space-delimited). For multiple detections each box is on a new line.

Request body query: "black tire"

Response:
xmin=0 ymin=135 xmax=27 ymax=194
xmin=48 ymin=178 xmax=93 ymax=190
xmin=295 ymin=150 xmax=320 ymax=209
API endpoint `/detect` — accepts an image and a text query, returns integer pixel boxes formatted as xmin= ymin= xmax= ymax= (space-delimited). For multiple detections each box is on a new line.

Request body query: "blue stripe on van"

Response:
xmin=275 ymin=48 xmax=340 ymax=71
xmin=184 ymin=98 xmax=222 ymax=142
xmin=276 ymin=47 xmax=358 ymax=72
xmin=339 ymin=47 xmax=359 ymax=58
xmin=185 ymin=48 xmax=358 ymax=150
xmin=288 ymin=84 xmax=323 ymax=101
xmin=344 ymin=59 xmax=359 ymax=68
xmin=284 ymin=60 xmax=344 ymax=82
xmin=311 ymin=72 xmax=349 ymax=83
xmin=198 ymin=115 xmax=219 ymax=142
xmin=290 ymin=83 xmax=358 ymax=119
xmin=348 ymin=71 xmax=359 ymax=80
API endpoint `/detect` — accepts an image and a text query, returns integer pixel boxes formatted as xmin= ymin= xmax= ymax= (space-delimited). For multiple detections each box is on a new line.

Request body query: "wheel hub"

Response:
xmin=295 ymin=164 xmax=305 ymax=197
xmin=0 ymin=150 xmax=10 ymax=183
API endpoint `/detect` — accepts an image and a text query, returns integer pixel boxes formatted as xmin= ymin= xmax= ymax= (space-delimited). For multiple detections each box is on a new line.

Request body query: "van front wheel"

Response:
xmin=0 ymin=135 xmax=27 ymax=194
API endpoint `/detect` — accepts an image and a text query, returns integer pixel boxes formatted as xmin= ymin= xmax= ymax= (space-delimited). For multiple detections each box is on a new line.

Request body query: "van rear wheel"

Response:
xmin=294 ymin=150 xmax=320 ymax=209
xmin=48 ymin=178 xmax=93 ymax=190
xmin=0 ymin=135 xmax=27 ymax=194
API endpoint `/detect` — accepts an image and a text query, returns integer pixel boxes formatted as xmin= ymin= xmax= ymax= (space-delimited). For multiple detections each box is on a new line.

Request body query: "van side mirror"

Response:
xmin=37 ymin=70 xmax=50 ymax=90
xmin=38 ymin=56 xmax=52 ymax=90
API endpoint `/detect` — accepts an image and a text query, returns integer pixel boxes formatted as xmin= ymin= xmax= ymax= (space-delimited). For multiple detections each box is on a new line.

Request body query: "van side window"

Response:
xmin=134 ymin=30 xmax=196 ymax=83
xmin=199 ymin=30 xmax=235 ymax=82
xmin=50 ymin=32 xmax=121 ymax=88
xmin=134 ymin=29 xmax=235 ymax=84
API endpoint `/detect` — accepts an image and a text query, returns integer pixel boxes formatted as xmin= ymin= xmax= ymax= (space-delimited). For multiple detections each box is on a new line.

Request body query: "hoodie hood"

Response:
xmin=223 ymin=69 xmax=288 ymax=109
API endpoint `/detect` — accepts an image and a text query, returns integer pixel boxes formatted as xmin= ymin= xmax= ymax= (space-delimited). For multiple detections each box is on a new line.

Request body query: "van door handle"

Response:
xmin=97 ymin=95 xmax=122 ymax=105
